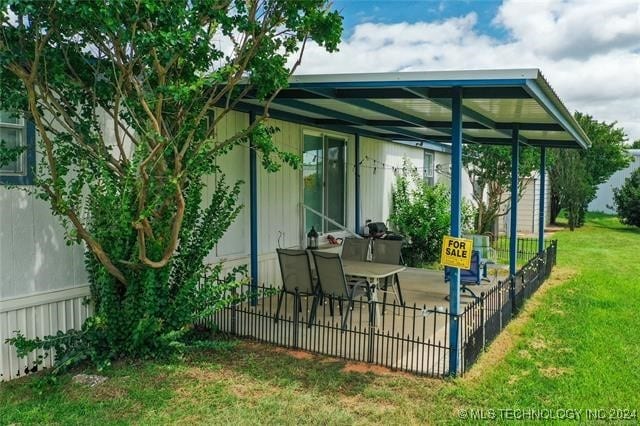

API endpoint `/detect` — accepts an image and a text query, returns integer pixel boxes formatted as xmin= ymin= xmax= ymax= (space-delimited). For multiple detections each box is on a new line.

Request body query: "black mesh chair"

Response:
xmin=275 ymin=248 xmax=320 ymax=327
xmin=372 ymin=239 xmax=404 ymax=308
xmin=341 ymin=237 xmax=370 ymax=262
xmin=311 ymin=251 xmax=370 ymax=330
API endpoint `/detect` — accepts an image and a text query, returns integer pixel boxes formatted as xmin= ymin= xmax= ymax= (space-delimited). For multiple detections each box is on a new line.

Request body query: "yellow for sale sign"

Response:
xmin=440 ymin=236 xmax=473 ymax=269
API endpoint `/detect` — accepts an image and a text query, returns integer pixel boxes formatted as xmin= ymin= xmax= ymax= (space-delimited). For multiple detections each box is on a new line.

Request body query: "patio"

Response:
xmin=237 ymin=69 xmax=588 ymax=375
xmin=210 ymin=260 xmax=516 ymax=377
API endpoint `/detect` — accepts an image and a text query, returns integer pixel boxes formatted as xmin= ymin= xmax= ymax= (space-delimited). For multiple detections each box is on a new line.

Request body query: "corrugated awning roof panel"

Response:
xmin=234 ymin=69 xmax=590 ymax=150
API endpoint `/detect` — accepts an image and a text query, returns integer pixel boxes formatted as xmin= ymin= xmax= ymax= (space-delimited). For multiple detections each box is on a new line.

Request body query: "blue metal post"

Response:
xmin=448 ymin=86 xmax=463 ymax=376
xmin=249 ymin=111 xmax=258 ymax=305
xmin=509 ymin=127 xmax=520 ymax=276
xmin=538 ymin=147 xmax=546 ymax=254
xmin=354 ymin=133 xmax=361 ymax=235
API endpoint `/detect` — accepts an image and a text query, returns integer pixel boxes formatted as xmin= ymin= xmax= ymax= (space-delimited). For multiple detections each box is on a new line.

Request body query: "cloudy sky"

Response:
xmin=295 ymin=0 xmax=640 ymax=142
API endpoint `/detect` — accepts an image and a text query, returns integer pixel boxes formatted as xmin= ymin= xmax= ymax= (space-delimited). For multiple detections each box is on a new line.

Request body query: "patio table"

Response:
xmin=342 ymin=260 xmax=406 ymax=326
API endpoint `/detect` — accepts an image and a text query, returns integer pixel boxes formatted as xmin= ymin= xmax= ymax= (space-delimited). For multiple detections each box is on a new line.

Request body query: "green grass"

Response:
xmin=2 ymin=214 xmax=639 ymax=425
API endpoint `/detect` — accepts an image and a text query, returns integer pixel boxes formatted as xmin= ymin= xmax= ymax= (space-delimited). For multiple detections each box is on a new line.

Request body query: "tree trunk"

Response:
xmin=549 ymin=189 xmax=562 ymax=224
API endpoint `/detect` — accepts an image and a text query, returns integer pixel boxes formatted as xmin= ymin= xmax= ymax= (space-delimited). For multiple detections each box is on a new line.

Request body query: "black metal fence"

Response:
xmin=208 ymin=240 xmax=558 ymax=377
xmin=493 ymin=236 xmax=543 ymax=265
xmin=460 ymin=240 xmax=557 ymax=371
xmin=209 ymin=286 xmax=452 ymax=377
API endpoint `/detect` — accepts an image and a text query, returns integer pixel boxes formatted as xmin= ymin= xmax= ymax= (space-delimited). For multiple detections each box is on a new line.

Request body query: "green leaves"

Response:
xmin=548 ymin=112 xmax=631 ymax=227
xmin=389 ymin=158 xmax=474 ymax=267
xmin=613 ymin=168 xmax=640 ymax=228
xmin=2 ymin=0 xmax=343 ymax=374
xmin=463 ymin=144 xmax=539 ymax=233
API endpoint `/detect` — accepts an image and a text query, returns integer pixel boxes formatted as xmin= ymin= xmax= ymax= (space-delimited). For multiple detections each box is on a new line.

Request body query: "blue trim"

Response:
xmin=0 ymin=121 xmax=36 ymax=185
xmin=249 ymin=111 xmax=258 ymax=306
xmin=354 ymin=133 xmax=361 ymax=235
xmin=273 ymin=99 xmax=366 ymax=125
xmin=289 ymin=89 xmax=454 ymax=150
xmin=538 ymin=147 xmax=546 ymax=254
xmin=234 ymin=102 xmax=393 ymax=142
xmin=524 ymin=80 xmax=589 ymax=149
xmin=289 ymin=78 xmax=529 ymax=90
xmin=448 ymin=86 xmax=463 ymax=376
xmin=509 ymin=127 xmax=520 ymax=276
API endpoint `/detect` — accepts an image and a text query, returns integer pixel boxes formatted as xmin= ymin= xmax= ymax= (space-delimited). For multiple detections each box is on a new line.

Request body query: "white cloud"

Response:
xmin=294 ymin=0 xmax=640 ymax=141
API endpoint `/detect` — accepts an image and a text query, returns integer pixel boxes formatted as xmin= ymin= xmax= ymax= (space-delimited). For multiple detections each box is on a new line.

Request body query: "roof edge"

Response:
xmin=528 ymin=72 xmax=591 ymax=149
xmin=289 ymin=69 xmax=541 ymax=84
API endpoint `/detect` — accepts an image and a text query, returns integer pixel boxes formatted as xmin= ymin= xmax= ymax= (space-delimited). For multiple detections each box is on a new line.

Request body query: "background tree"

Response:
xmin=548 ymin=150 xmax=592 ymax=230
xmin=548 ymin=113 xmax=630 ymax=226
xmin=463 ymin=144 xmax=538 ymax=234
xmin=630 ymin=139 xmax=640 ymax=149
xmin=0 ymin=0 xmax=342 ymax=368
xmin=613 ymin=168 xmax=640 ymax=228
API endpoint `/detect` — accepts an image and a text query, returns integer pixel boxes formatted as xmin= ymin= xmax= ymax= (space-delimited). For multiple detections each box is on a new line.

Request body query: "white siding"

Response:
xmin=498 ymin=172 xmax=550 ymax=236
xmin=0 ymin=286 xmax=92 ymax=382
xmin=0 ymin=186 xmax=88 ymax=301
xmin=588 ymin=150 xmax=640 ymax=213
xmin=358 ymin=137 xmax=424 ymax=228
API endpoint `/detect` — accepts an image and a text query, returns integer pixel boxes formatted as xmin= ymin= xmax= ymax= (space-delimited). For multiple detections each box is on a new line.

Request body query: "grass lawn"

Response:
xmin=1 ymin=214 xmax=639 ymax=425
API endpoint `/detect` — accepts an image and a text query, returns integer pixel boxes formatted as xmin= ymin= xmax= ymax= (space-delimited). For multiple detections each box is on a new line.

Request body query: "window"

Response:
xmin=423 ymin=151 xmax=434 ymax=185
xmin=0 ymin=111 xmax=35 ymax=185
xmin=303 ymin=132 xmax=346 ymax=233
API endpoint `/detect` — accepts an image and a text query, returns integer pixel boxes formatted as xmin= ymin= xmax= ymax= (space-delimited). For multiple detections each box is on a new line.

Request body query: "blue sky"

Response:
xmin=335 ymin=0 xmax=506 ymax=39
xmin=296 ymin=0 xmax=640 ymax=141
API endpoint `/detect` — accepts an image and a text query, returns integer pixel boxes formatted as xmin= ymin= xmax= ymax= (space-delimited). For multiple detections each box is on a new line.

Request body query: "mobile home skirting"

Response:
xmin=0 ymin=286 xmax=92 ymax=382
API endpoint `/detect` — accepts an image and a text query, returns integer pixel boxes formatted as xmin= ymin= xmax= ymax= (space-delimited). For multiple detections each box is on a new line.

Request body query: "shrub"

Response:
xmin=613 ymin=167 xmax=640 ymax=227
xmin=389 ymin=159 xmax=474 ymax=267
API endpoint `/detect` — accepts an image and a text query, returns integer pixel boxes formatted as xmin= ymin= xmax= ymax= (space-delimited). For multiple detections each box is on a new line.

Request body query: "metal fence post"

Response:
xmin=293 ymin=289 xmax=299 ymax=349
xmin=231 ymin=287 xmax=237 ymax=335
xmin=498 ymin=282 xmax=503 ymax=330
xmin=367 ymin=299 xmax=376 ymax=363
xmin=510 ymin=276 xmax=516 ymax=315
xmin=480 ymin=293 xmax=486 ymax=351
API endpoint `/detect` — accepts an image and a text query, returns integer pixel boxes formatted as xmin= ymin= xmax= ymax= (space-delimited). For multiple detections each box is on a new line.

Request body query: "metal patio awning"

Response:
xmin=236 ymin=68 xmax=590 ymax=150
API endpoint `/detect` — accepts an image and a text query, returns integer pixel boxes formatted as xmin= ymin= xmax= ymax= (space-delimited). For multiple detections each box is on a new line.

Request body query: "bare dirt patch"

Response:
xmin=342 ymin=362 xmax=397 ymax=376
xmin=271 ymin=346 xmax=314 ymax=360
xmin=460 ymin=266 xmax=577 ymax=382
xmin=539 ymin=367 xmax=572 ymax=378
xmin=517 ymin=349 xmax=532 ymax=360
xmin=529 ymin=336 xmax=549 ymax=350
xmin=507 ymin=369 xmax=531 ymax=385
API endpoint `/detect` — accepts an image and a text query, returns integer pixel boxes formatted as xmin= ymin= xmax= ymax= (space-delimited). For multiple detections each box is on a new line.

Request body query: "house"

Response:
xmin=588 ymin=149 xmax=640 ymax=213
xmin=0 ymin=108 xmax=461 ymax=381
xmin=1 ymin=69 xmax=589 ymax=380
xmin=496 ymin=172 xmax=551 ymax=237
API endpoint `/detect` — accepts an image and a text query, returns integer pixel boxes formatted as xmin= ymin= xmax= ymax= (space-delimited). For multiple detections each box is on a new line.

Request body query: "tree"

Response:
xmin=548 ymin=113 xmax=630 ymax=225
xmin=0 ymin=0 xmax=342 ymax=367
xmin=463 ymin=144 xmax=538 ymax=234
xmin=389 ymin=159 xmax=474 ymax=267
xmin=630 ymin=140 xmax=640 ymax=149
xmin=549 ymin=150 xmax=593 ymax=230
xmin=613 ymin=168 xmax=640 ymax=227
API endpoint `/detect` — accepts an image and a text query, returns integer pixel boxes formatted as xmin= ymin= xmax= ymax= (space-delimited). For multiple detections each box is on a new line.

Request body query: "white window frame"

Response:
xmin=423 ymin=150 xmax=434 ymax=185
xmin=301 ymin=129 xmax=348 ymax=236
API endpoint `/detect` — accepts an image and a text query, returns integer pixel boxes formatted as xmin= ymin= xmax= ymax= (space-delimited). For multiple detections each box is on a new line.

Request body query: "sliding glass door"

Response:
xmin=303 ymin=133 xmax=346 ymax=234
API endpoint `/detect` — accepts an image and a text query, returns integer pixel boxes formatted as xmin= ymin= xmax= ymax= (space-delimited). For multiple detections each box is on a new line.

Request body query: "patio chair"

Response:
xmin=444 ymin=250 xmax=482 ymax=299
xmin=275 ymin=248 xmax=320 ymax=327
xmin=341 ymin=237 xmax=370 ymax=262
xmin=311 ymin=251 xmax=371 ymax=330
xmin=464 ymin=234 xmax=497 ymax=280
xmin=371 ymin=239 xmax=404 ymax=308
